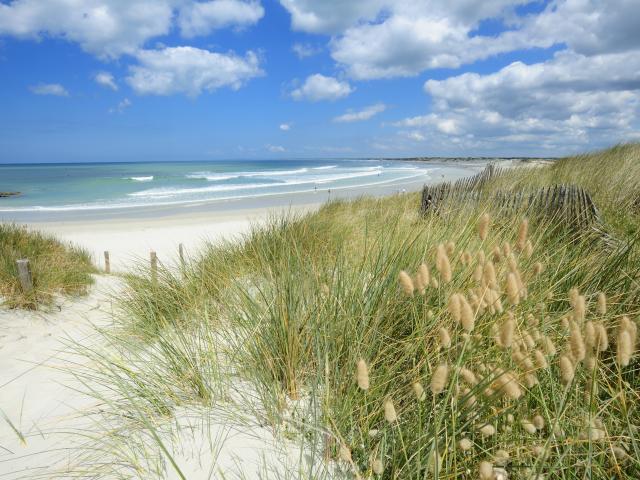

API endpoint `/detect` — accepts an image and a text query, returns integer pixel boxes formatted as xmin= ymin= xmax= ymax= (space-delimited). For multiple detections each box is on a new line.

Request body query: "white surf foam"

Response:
xmin=126 ymin=176 xmax=154 ymax=182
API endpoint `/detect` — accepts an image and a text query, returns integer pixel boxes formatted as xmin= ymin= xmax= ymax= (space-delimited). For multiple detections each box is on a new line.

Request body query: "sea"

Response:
xmin=0 ymin=158 xmax=485 ymax=220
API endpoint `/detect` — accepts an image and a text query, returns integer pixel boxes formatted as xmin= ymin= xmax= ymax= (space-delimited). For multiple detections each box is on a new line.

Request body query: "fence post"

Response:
xmin=178 ymin=243 xmax=185 ymax=269
xmin=16 ymin=259 xmax=34 ymax=293
xmin=104 ymin=251 xmax=111 ymax=274
xmin=150 ymin=251 xmax=158 ymax=283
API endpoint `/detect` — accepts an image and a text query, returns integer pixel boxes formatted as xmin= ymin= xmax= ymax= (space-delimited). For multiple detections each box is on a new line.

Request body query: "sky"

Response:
xmin=0 ymin=0 xmax=639 ymax=163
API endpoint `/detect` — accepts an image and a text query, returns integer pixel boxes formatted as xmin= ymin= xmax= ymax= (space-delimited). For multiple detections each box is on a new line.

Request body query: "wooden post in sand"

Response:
xmin=150 ymin=251 xmax=158 ymax=283
xmin=104 ymin=251 xmax=111 ymax=274
xmin=178 ymin=243 xmax=185 ymax=270
xmin=16 ymin=259 xmax=34 ymax=293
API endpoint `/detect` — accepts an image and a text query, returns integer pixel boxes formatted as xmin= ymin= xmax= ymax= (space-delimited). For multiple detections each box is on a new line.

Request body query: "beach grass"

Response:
xmin=0 ymin=223 xmax=95 ymax=308
xmin=77 ymin=144 xmax=640 ymax=478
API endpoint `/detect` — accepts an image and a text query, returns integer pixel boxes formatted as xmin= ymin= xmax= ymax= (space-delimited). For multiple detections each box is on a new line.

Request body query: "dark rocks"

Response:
xmin=0 ymin=192 xmax=21 ymax=198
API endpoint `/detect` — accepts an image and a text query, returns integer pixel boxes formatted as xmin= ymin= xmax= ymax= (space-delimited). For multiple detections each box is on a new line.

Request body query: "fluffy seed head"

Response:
xmin=439 ymin=327 xmax=451 ymax=348
xmin=573 ymin=295 xmax=586 ymax=323
xmin=569 ymin=287 xmax=579 ymax=307
xmin=460 ymin=367 xmax=478 ymax=385
xmin=356 ymin=359 xmax=370 ymax=390
xmin=617 ymin=330 xmax=633 ymax=367
xmin=533 ymin=262 xmax=544 ymax=275
xmin=448 ymin=293 xmax=462 ymax=322
xmin=620 ymin=316 xmax=637 ymax=346
xmin=532 ymin=415 xmax=545 ymax=430
xmin=473 ymin=264 xmax=483 ymax=283
xmin=479 ymin=424 xmax=496 ymax=437
xmin=431 ymin=363 xmax=449 ymax=394
xmin=498 ymin=371 xmax=523 ymax=399
xmin=585 ymin=321 xmax=596 ymax=348
xmin=436 ymin=244 xmax=452 ymax=283
xmin=521 ymin=419 xmax=537 ymax=434
xmin=500 ymin=317 xmax=515 ymax=348
xmin=524 ymin=239 xmax=534 ymax=258
xmin=459 ymin=437 xmax=473 ymax=451
xmin=460 ymin=295 xmax=475 ymax=332
xmin=412 ymin=382 xmax=426 ymax=401
xmin=517 ymin=218 xmax=529 ymax=251
xmin=595 ymin=323 xmax=609 ymax=351
xmin=398 ymin=270 xmax=415 ymax=296
xmin=483 ymin=261 xmax=498 ymax=289
xmin=542 ymin=335 xmax=557 ymax=356
xmin=478 ymin=213 xmax=490 ymax=241
xmin=384 ymin=398 xmax=398 ymax=423
xmin=479 ymin=461 xmax=494 ymax=480
xmin=372 ymin=459 xmax=384 ymax=475
xmin=559 ymin=355 xmax=575 ymax=384
xmin=488 ymin=247 xmax=500 ymax=265
xmin=569 ymin=321 xmax=586 ymax=361
xmin=430 ymin=277 xmax=439 ymax=289
xmin=415 ymin=263 xmax=430 ymax=293
xmin=534 ymin=349 xmax=548 ymax=369
xmin=525 ymin=373 xmax=539 ymax=388
xmin=597 ymin=292 xmax=607 ymax=315
xmin=506 ymin=273 xmax=520 ymax=305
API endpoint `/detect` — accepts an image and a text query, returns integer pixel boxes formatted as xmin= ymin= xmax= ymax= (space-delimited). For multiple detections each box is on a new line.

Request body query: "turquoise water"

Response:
xmin=0 ymin=159 xmax=441 ymax=213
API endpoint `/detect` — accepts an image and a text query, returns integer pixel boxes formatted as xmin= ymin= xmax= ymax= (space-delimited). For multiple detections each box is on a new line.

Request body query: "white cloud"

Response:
xmin=281 ymin=0 xmax=640 ymax=81
xmin=109 ymin=97 xmax=131 ymax=113
xmin=0 ymin=0 xmax=264 ymax=58
xmin=279 ymin=0 xmax=384 ymax=34
xmin=333 ymin=103 xmax=386 ymax=123
xmin=267 ymin=144 xmax=285 ymax=152
xmin=279 ymin=123 xmax=291 ymax=131
xmin=95 ymin=71 xmax=118 ymax=90
xmin=126 ymin=46 xmax=263 ymax=96
xmin=394 ymin=51 xmax=640 ymax=152
xmin=291 ymin=42 xmax=322 ymax=59
xmin=178 ymin=0 xmax=264 ymax=37
xmin=29 ymin=83 xmax=69 ymax=96
xmin=291 ymin=74 xmax=353 ymax=102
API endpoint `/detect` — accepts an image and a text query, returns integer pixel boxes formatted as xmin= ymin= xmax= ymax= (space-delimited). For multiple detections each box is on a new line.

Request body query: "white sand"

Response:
xmin=0 ymin=203 xmax=331 ymax=479
xmin=29 ymin=203 xmax=320 ymax=272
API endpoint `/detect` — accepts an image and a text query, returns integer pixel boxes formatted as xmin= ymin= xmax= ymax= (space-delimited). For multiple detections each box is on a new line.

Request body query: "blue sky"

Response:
xmin=0 ymin=0 xmax=638 ymax=163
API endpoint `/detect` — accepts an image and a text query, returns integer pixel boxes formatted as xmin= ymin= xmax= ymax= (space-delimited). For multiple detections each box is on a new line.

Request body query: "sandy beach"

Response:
xmin=0 ymin=160 xmax=496 ymax=478
xmin=0 ymin=167 xmax=466 ymax=478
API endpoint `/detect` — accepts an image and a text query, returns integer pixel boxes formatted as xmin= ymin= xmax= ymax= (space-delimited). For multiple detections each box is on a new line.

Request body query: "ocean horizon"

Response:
xmin=0 ymin=158 xmax=462 ymax=214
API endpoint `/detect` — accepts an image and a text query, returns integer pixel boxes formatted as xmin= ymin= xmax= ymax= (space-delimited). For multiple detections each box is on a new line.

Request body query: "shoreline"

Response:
xmin=2 ymin=162 xmax=486 ymax=272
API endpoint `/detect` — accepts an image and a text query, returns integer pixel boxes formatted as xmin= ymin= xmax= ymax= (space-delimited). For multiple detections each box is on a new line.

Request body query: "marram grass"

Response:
xmin=79 ymin=144 xmax=640 ymax=479
xmin=0 ymin=223 xmax=95 ymax=308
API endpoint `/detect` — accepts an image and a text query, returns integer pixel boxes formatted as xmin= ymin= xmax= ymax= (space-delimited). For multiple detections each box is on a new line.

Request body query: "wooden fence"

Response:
xmin=420 ymin=165 xmax=616 ymax=245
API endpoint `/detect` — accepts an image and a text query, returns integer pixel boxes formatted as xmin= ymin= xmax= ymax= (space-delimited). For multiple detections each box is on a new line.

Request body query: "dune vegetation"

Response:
xmin=0 ymin=224 xmax=95 ymax=308
xmin=75 ymin=144 xmax=639 ymax=479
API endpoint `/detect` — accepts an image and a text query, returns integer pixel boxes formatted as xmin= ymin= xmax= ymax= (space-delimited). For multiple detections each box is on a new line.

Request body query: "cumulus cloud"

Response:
xmin=291 ymin=74 xmax=353 ymax=102
xmin=95 ymin=71 xmax=118 ymax=90
xmin=333 ymin=103 xmax=386 ymax=123
xmin=178 ymin=0 xmax=264 ymax=37
xmin=0 ymin=0 xmax=264 ymax=58
xmin=279 ymin=0 xmax=384 ymax=34
xmin=29 ymin=83 xmax=69 ymax=96
xmin=291 ymin=42 xmax=322 ymax=59
xmin=281 ymin=0 xmax=640 ymax=81
xmin=109 ymin=97 xmax=131 ymax=113
xmin=279 ymin=123 xmax=291 ymax=131
xmin=126 ymin=46 xmax=263 ymax=96
xmin=394 ymin=51 xmax=640 ymax=152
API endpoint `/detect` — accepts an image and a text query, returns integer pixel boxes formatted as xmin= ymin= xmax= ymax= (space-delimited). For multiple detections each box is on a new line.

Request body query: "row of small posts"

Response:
xmin=14 ymin=243 xmax=187 ymax=294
